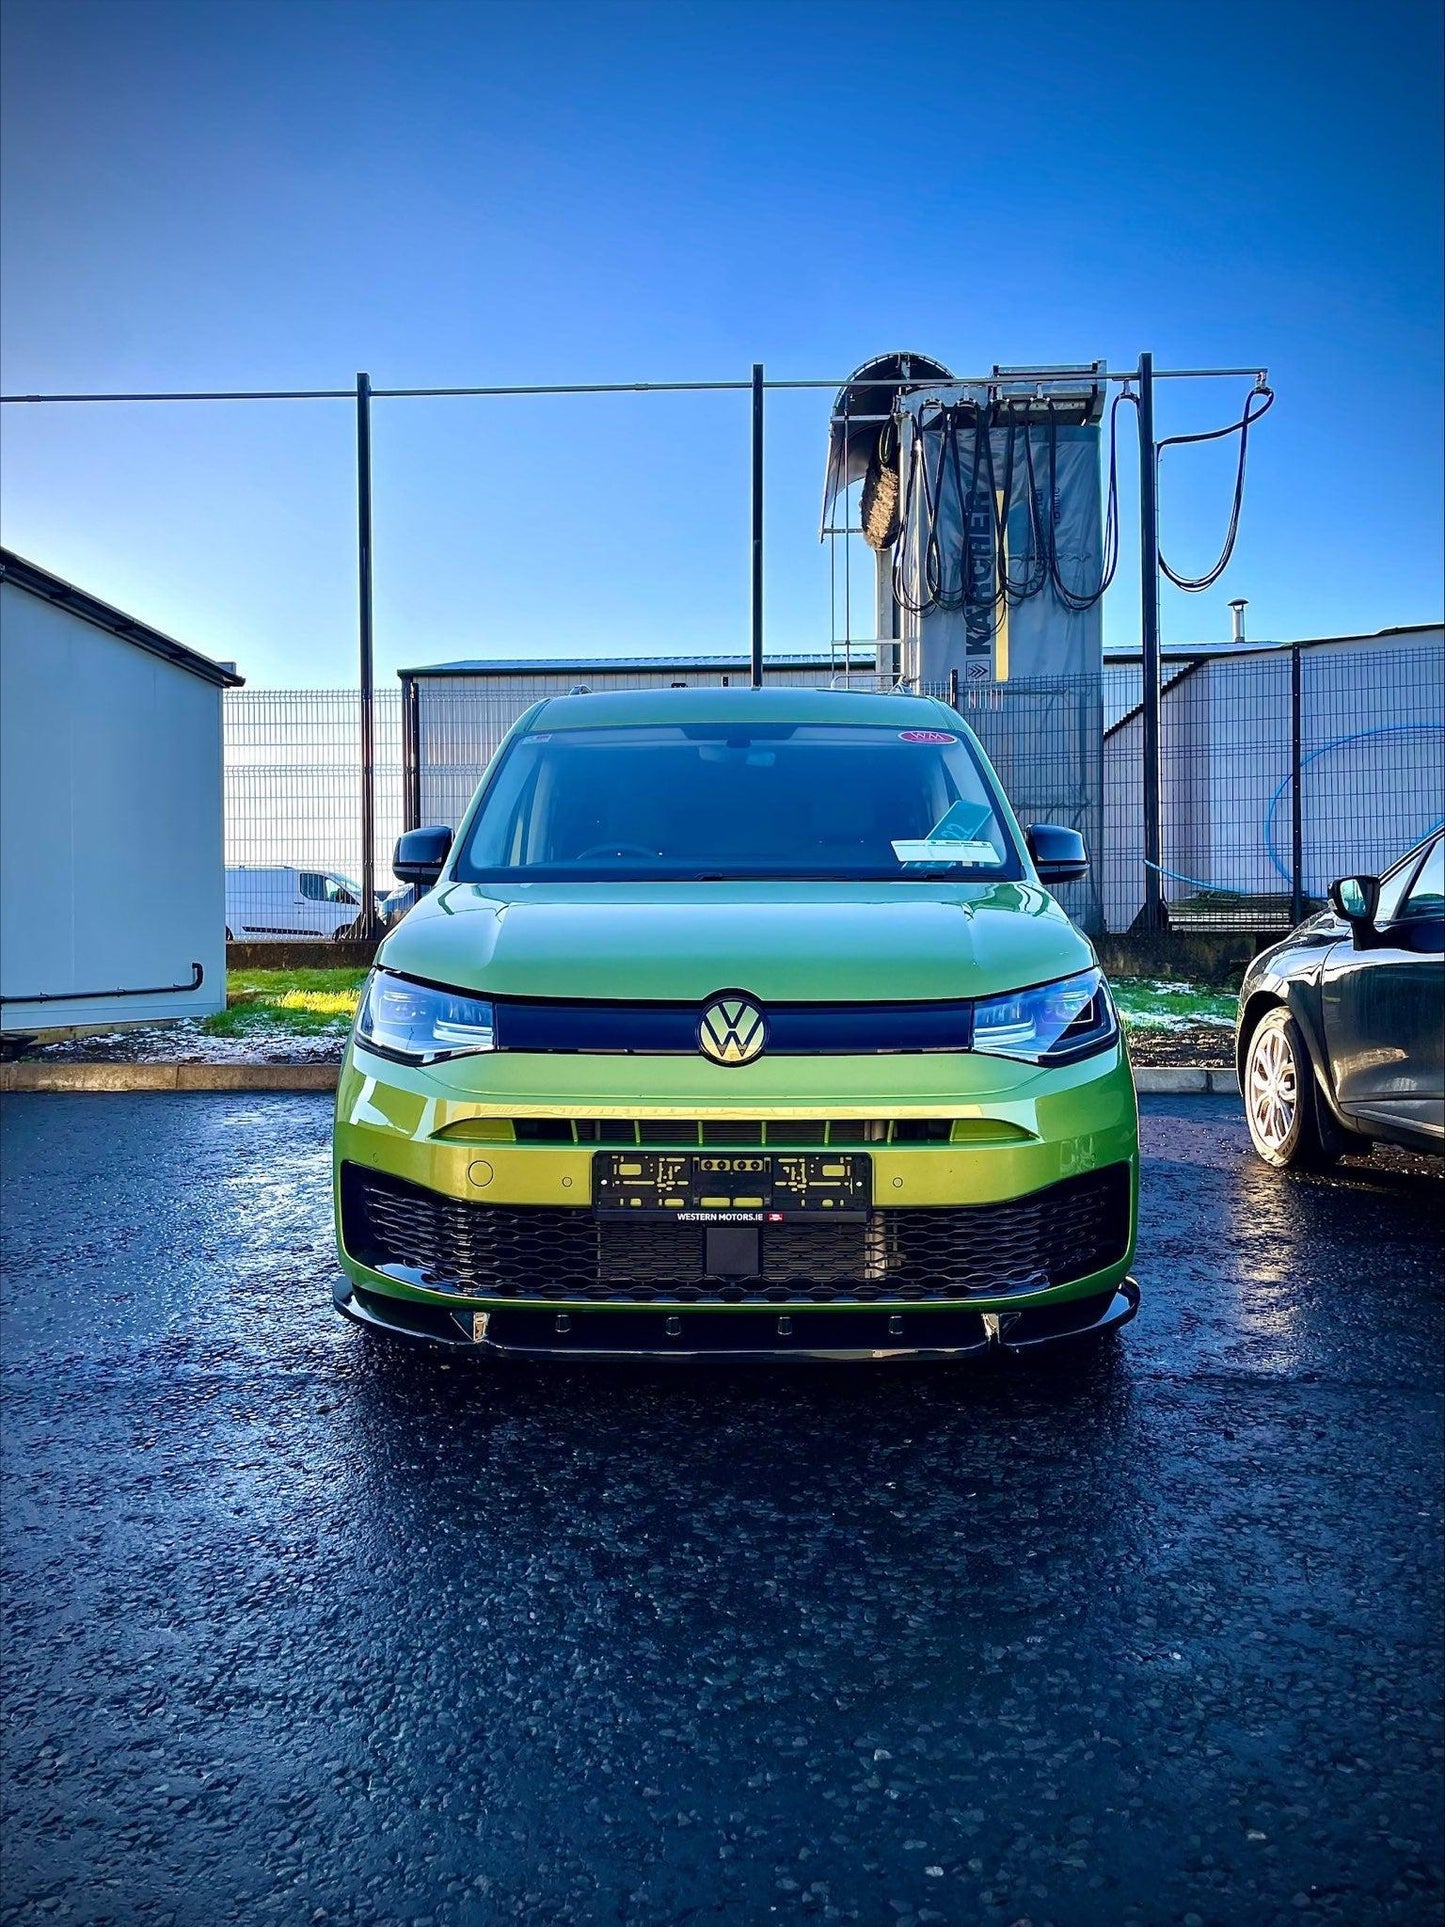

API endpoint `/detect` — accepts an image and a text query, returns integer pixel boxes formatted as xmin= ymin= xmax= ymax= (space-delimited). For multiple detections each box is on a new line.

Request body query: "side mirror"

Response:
xmin=1328 ymin=874 xmax=1379 ymax=938
xmin=1027 ymin=823 xmax=1088 ymax=884
xmin=393 ymin=825 xmax=453 ymax=888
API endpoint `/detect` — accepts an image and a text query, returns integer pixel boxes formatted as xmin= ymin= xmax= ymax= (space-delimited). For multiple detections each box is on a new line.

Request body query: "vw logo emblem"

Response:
xmin=698 ymin=994 xmax=766 ymax=1066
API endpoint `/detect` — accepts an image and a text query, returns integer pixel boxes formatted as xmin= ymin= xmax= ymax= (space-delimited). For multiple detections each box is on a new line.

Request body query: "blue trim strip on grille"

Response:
xmin=490 ymin=998 xmax=974 ymax=1055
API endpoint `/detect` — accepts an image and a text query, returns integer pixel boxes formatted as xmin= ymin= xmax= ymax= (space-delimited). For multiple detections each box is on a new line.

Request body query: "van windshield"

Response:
xmin=454 ymin=721 xmax=1024 ymax=882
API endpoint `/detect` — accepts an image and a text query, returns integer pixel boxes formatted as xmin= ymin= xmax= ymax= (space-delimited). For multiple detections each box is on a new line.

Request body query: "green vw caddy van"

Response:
xmin=333 ymin=686 xmax=1138 ymax=1359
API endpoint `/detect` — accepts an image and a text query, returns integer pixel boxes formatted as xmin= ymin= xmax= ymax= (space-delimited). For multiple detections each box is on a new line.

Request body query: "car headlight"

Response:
xmin=972 ymin=967 xmax=1118 ymax=1065
xmin=354 ymin=970 xmax=496 ymax=1065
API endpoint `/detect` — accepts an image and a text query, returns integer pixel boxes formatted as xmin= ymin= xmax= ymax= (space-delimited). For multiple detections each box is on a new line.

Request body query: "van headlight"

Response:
xmin=354 ymin=970 xmax=496 ymax=1065
xmin=972 ymin=967 xmax=1118 ymax=1065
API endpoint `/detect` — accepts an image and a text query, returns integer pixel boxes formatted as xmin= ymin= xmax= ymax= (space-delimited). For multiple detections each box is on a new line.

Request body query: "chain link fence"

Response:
xmin=224 ymin=637 xmax=1442 ymax=941
xmin=1103 ymin=642 xmax=1443 ymax=932
xmin=223 ymin=688 xmax=402 ymax=938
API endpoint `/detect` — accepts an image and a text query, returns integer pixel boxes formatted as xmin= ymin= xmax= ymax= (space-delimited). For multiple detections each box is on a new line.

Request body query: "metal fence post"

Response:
xmin=948 ymin=666 xmax=959 ymax=712
xmin=751 ymin=362 xmax=764 ymax=688
xmin=1137 ymin=352 xmax=1164 ymax=931
xmin=1290 ymin=642 xmax=1305 ymax=923
xmin=401 ymin=671 xmax=421 ymax=834
xmin=1091 ymin=674 xmax=1107 ymax=938
xmin=356 ymin=371 xmax=380 ymax=937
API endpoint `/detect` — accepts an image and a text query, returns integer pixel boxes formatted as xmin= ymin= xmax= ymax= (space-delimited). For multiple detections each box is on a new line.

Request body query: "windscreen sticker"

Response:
xmin=892 ymin=798 xmax=1001 ymax=866
xmin=898 ymin=729 xmax=957 ymax=744
xmin=891 ymin=839 xmax=1002 ymax=865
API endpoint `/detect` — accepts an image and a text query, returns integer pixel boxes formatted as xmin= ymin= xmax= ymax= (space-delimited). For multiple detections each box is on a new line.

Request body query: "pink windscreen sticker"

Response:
xmin=898 ymin=729 xmax=957 ymax=744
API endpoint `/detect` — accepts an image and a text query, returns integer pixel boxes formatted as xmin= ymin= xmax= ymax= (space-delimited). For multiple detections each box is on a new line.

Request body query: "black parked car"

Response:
xmin=1236 ymin=831 xmax=1443 ymax=1167
xmin=378 ymin=882 xmax=421 ymax=929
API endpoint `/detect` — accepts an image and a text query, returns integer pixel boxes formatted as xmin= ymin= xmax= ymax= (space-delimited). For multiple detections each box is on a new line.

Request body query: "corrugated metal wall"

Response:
xmin=2 ymin=581 xmax=228 ymax=1025
xmin=219 ymin=633 xmax=1443 ymax=937
xmin=415 ymin=663 xmax=847 ymax=833
xmin=1102 ymin=639 xmax=1444 ymax=931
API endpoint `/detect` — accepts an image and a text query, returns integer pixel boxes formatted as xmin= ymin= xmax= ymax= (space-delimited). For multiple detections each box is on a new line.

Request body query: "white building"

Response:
xmin=0 ymin=549 xmax=243 ymax=1035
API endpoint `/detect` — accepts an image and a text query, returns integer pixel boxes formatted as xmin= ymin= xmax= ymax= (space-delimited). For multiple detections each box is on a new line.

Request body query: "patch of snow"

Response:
xmin=29 ymin=1019 xmax=346 ymax=1065
xmin=1120 ymin=1010 xmax=1235 ymax=1032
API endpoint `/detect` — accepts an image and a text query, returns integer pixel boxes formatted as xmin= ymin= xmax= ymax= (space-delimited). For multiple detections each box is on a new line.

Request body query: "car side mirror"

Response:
xmin=1026 ymin=823 xmax=1088 ymax=884
xmin=393 ymin=825 xmax=453 ymax=887
xmin=1328 ymin=874 xmax=1379 ymax=942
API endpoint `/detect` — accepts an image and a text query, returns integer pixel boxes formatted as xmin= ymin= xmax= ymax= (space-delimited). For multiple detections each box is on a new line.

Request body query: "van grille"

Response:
xmin=340 ymin=1162 xmax=1131 ymax=1306
xmin=510 ymin=1118 xmax=953 ymax=1145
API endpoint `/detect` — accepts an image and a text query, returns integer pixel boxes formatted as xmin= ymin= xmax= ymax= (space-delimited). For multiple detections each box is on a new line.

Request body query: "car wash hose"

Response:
xmin=1139 ymin=722 xmax=1445 ymax=896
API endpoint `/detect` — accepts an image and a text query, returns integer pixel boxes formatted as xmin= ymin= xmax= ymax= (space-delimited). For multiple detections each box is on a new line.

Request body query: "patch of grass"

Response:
xmin=1111 ymin=977 xmax=1239 ymax=1031
xmin=204 ymin=968 xmax=366 ymax=1037
xmin=227 ymin=968 xmax=369 ymax=997
xmin=208 ymin=966 xmax=1240 ymax=1042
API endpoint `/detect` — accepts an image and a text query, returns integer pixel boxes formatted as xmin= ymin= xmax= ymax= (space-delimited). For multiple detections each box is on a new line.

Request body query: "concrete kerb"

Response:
xmin=0 ymin=1063 xmax=1241 ymax=1096
xmin=1135 ymin=1066 xmax=1239 ymax=1094
xmin=0 ymin=1062 xmax=341 ymax=1093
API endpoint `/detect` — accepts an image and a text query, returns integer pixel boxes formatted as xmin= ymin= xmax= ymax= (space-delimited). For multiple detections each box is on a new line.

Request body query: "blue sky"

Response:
xmin=1 ymin=0 xmax=1441 ymax=687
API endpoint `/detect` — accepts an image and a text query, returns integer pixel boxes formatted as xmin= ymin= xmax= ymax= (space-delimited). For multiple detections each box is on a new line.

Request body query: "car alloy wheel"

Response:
xmin=1243 ymin=1007 xmax=1339 ymax=1170
xmin=1249 ymin=1019 xmax=1297 ymax=1153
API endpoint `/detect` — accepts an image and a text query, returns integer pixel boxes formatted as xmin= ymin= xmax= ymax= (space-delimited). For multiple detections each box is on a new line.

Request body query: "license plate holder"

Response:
xmin=593 ymin=1150 xmax=870 ymax=1220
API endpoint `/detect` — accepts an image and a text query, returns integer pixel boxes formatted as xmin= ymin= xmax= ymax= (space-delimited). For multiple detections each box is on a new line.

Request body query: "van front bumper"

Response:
xmin=333 ymin=1275 xmax=1140 ymax=1359
xmin=333 ymin=1038 xmax=1139 ymax=1357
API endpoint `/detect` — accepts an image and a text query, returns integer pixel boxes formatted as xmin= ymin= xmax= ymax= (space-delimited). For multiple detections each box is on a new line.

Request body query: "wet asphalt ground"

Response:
xmin=1 ymin=1094 xmax=1441 ymax=1927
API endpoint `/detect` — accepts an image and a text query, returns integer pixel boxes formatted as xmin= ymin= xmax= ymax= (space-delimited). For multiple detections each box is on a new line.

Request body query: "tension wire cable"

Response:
xmin=0 ymin=367 xmax=1271 ymax=407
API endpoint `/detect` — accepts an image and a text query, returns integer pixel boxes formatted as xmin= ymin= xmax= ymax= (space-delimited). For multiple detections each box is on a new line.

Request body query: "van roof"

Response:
xmin=523 ymin=685 xmax=958 ymax=730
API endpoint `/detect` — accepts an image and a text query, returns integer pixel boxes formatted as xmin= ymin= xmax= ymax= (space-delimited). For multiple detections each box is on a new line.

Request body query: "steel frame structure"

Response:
xmin=2 ymin=357 xmax=1268 ymax=933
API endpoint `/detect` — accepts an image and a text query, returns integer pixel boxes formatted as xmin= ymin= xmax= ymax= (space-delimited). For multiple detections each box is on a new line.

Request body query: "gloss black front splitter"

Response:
xmin=333 ymin=1277 xmax=1139 ymax=1360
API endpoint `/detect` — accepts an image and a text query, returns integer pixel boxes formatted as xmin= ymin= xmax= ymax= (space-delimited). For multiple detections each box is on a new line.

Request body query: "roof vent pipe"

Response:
xmin=1228 ymin=598 xmax=1248 ymax=644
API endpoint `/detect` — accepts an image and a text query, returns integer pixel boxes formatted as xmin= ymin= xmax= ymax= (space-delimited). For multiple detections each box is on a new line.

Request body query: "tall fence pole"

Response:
xmin=401 ymin=672 xmax=421 ymax=833
xmin=1137 ymin=351 xmax=1164 ymax=932
xmin=356 ymin=371 xmax=379 ymax=937
xmin=1290 ymin=643 xmax=1305 ymax=923
xmin=751 ymin=362 xmax=764 ymax=688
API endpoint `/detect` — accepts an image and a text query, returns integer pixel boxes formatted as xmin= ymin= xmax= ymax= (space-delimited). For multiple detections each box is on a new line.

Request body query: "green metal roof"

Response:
xmin=525 ymin=684 xmax=956 ymax=729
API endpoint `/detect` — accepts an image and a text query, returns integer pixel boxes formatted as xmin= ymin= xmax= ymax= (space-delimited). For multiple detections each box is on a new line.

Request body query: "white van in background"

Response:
xmin=225 ymin=867 xmax=373 ymax=941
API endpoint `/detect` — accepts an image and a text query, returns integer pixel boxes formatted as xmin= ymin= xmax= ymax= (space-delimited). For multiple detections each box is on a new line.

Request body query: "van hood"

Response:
xmin=377 ymin=880 xmax=1093 ymax=1004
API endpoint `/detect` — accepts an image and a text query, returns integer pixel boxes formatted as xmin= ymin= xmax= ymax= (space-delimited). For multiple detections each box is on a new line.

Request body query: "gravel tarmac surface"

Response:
xmin=1 ymin=1094 xmax=1440 ymax=1927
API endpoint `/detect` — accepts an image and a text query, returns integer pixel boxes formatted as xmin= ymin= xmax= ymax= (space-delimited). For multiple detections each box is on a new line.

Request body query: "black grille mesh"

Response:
xmin=509 ymin=1118 xmax=953 ymax=1146
xmin=341 ymin=1162 xmax=1131 ymax=1306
